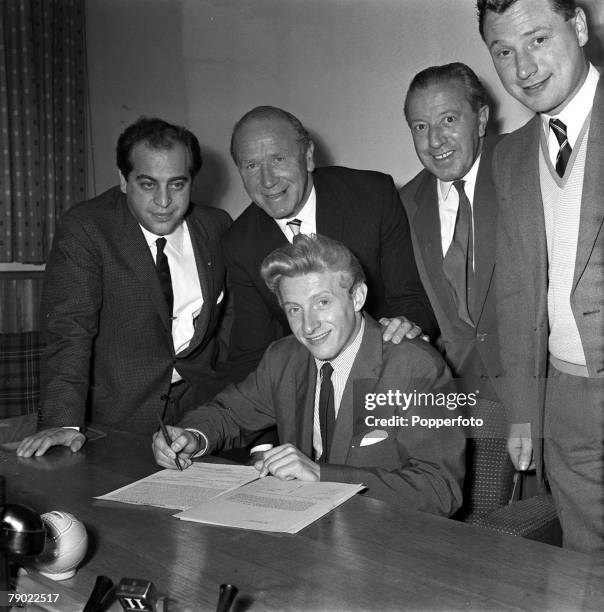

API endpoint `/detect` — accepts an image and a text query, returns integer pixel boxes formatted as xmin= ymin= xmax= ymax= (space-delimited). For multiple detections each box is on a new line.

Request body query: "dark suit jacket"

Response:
xmin=179 ymin=316 xmax=465 ymax=516
xmin=400 ymin=138 xmax=501 ymax=392
xmin=40 ymin=186 xmax=231 ymax=434
xmin=222 ymin=166 xmax=437 ymax=379
xmin=493 ymin=76 xmax=604 ymax=429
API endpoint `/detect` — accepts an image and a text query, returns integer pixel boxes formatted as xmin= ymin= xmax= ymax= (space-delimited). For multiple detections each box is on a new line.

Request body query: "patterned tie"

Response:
xmin=155 ymin=237 xmax=174 ymax=318
xmin=286 ymin=218 xmax=302 ymax=236
xmin=442 ymin=180 xmax=474 ymax=327
xmin=549 ymin=118 xmax=572 ymax=178
xmin=318 ymin=362 xmax=335 ymax=463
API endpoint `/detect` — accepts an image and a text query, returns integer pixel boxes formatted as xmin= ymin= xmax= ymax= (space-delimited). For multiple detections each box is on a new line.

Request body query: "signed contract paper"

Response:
xmin=176 ymin=476 xmax=364 ymax=533
xmin=95 ymin=463 xmax=260 ymax=510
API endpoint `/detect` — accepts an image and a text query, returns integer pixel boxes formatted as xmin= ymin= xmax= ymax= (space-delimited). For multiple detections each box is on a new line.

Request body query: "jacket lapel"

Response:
xmin=573 ymin=76 xmax=604 ymax=292
xmin=506 ymin=116 xmax=549 ymax=324
xmin=183 ymin=208 xmax=214 ymax=351
xmin=295 ymin=353 xmax=317 ymax=458
xmin=314 ymin=171 xmax=345 ymax=240
xmin=411 ymin=173 xmax=459 ymax=323
xmin=116 ymin=194 xmax=173 ymax=333
xmin=472 ymin=137 xmax=498 ymax=322
xmin=328 ymin=317 xmax=382 ymax=465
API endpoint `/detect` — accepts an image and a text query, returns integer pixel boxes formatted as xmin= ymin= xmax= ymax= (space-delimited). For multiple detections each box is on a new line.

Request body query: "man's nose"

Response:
xmin=429 ymin=126 xmax=445 ymax=149
xmin=303 ymin=310 xmax=320 ymax=334
xmin=516 ymin=50 xmax=538 ymax=81
xmin=154 ymin=186 xmax=171 ymax=208
xmin=260 ymin=163 xmax=277 ymax=188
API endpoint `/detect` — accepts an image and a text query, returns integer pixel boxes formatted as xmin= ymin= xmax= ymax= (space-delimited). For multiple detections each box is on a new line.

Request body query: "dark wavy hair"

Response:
xmin=116 ymin=117 xmax=203 ymax=180
xmin=476 ymin=0 xmax=577 ymax=40
xmin=404 ymin=62 xmax=489 ymax=121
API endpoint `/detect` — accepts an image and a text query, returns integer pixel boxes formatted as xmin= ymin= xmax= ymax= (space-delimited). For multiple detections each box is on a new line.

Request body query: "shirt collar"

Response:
xmin=275 ymin=185 xmax=317 ymax=236
xmin=437 ymin=152 xmax=481 ymax=201
xmin=314 ymin=316 xmax=365 ymax=373
xmin=140 ymin=220 xmax=186 ymax=255
xmin=541 ymin=63 xmax=600 ymax=147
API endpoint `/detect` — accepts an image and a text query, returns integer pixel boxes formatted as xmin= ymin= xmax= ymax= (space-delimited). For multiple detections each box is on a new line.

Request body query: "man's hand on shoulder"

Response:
xmin=16 ymin=428 xmax=86 ymax=458
xmin=379 ymin=316 xmax=426 ymax=344
xmin=152 ymin=426 xmax=201 ymax=470
xmin=254 ymin=443 xmax=320 ymax=482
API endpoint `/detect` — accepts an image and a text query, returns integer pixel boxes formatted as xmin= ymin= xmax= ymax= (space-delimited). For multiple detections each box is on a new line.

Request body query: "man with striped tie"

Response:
xmin=478 ymin=0 xmax=604 ymax=553
xmin=221 ymin=106 xmax=437 ymax=382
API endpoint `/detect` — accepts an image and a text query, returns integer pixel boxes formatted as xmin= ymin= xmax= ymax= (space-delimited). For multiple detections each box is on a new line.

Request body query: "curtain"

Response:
xmin=0 ymin=0 xmax=86 ymax=263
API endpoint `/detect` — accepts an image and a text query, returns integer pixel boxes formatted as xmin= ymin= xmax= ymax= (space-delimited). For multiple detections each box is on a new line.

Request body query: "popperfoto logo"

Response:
xmin=354 ymin=378 xmax=485 ymax=431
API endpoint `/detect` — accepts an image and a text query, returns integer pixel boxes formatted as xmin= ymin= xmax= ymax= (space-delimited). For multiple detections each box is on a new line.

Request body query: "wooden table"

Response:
xmin=1 ymin=431 xmax=603 ymax=611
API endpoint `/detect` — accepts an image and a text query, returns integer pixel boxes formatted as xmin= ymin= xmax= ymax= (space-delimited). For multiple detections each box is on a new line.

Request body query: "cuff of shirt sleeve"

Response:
xmin=186 ymin=429 xmax=209 ymax=457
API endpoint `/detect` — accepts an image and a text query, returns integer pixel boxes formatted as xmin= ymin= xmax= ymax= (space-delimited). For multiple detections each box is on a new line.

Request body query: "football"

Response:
xmin=30 ymin=511 xmax=88 ymax=580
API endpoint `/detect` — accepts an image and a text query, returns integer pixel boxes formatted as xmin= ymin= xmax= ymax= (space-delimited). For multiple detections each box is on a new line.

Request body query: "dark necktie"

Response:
xmin=442 ymin=180 xmax=474 ymax=327
xmin=318 ymin=362 xmax=335 ymax=463
xmin=549 ymin=118 xmax=572 ymax=178
xmin=155 ymin=237 xmax=173 ymax=318
xmin=286 ymin=218 xmax=302 ymax=236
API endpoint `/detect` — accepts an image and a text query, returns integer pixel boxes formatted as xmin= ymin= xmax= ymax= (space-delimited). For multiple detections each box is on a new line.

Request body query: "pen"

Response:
xmin=157 ymin=411 xmax=183 ymax=471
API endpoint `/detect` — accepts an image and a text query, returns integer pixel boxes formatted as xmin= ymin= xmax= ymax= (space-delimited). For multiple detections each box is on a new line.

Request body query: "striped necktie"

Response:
xmin=286 ymin=218 xmax=302 ymax=236
xmin=549 ymin=118 xmax=572 ymax=178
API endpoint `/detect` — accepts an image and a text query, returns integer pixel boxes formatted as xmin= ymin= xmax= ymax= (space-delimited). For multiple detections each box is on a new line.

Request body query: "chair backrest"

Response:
xmin=454 ymin=397 xmax=515 ymax=520
xmin=0 ymin=331 xmax=43 ymax=419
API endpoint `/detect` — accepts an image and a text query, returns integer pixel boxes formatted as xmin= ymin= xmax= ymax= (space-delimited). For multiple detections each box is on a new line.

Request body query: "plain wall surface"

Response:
xmin=85 ymin=0 xmax=598 ymax=219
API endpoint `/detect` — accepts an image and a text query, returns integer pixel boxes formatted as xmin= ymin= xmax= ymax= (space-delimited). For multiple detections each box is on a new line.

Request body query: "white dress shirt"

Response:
xmin=437 ymin=155 xmax=480 ymax=269
xmin=274 ymin=186 xmax=317 ymax=241
xmin=541 ymin=63 xmax=599 ymax=165
xmin=312 ymin=317 xmax=365 ymax=460
xmin=141 ymin=221 xmax=203 ymax=382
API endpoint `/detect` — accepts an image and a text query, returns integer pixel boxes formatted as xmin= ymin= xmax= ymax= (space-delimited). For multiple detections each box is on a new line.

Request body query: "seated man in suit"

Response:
xmin=400 ymin=63 xmax=500 ymax=399
xmin=17 ymin=118 xmax=231 ymax=458
xmin=222 ymin=105 xmax=437 ymax=381
xmin=153 ymin=234 xmax=465 ymax=516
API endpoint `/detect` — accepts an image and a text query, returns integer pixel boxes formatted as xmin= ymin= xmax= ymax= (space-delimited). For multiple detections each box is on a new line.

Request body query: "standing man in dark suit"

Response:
xmin=222 ymin=106 xmax=437 ymax=380
xmin=153 ymin=234 xmax=464 ymax=516
xmin=479 ymin=0 xmax=603 ymax=553
xmin=17 ymin=118 xmax=231 ymax=457
xmin=400 ymin=63 xmax=500 ymax=397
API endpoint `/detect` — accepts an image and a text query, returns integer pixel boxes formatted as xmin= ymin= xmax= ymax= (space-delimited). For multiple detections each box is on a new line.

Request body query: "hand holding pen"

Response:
xmin=157 ymin=413 xmax=183 ymax=471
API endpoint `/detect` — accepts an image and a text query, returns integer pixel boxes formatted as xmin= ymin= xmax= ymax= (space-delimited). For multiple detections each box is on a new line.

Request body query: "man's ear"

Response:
xmin=478 ymin=104 xmax=490 ymax=138
xmin=352 ymin=282 xmax=368 ymax=312
xmin=306 ymin=141 xmax=315 ymax=173
xmin=119 ymin=171 xmax=128 ymax=194
xmin=573 ymin=7 xmax=589 ymax=48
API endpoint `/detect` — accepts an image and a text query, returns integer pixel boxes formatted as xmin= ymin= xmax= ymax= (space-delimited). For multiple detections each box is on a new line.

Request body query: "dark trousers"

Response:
xmin=544 ymin=365 xmax=604 ymax=555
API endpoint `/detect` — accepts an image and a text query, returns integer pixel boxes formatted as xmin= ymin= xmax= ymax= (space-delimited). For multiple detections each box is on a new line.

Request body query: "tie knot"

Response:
xmin=453 ymin=180 xmax=465 ymax=197
xmin=321 ymin=362 xmax=333 ymax=379
xmin=156 ymin=237 xmax=167 ymax=254
xmin=287 ymin=218 xmax=302 ymax=236
xmin=549 ymin=118 xmax=568 ymax=146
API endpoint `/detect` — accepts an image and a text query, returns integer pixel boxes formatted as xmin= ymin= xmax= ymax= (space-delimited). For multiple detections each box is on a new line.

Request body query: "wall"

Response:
xmin=85 ymin=0 xmax=597 ymax=219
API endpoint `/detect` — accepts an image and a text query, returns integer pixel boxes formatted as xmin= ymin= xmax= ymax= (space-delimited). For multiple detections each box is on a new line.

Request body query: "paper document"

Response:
xmin=95 ymin=463 xmax=260 ymax=510
xmin=176 ymin=476 xmax=364 ymax=533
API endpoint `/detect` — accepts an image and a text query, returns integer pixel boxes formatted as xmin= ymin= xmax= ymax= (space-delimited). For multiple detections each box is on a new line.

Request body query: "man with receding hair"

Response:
xmin=478 ymin=0 xmax=603 ymax=553
xmin=401 ymin=62 xmax=501 ymax=397
xmin=153 ymin=234 xmax=464 ymax=516
xmin=221 ymin=106 xmax=437 ymax=381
